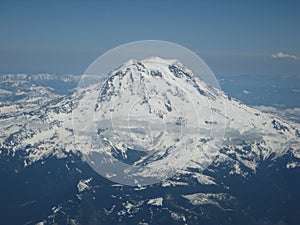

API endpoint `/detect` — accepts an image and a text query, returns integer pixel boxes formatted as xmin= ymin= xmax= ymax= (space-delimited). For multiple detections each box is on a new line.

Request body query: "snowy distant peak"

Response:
xmin=142 ymin=56 xmax=194 ymax=76
xmin=0 ymin=73 xmax=79 ymax=82
xmin=101 ymin=56 xmax=213 ymax=104
xmin=100 ymin=57 xmax=214 ymax=105
xmin=111 ymin=57 xmax=195 ymax=81
xmin=121 ymin=56 xmax=179 ymax=67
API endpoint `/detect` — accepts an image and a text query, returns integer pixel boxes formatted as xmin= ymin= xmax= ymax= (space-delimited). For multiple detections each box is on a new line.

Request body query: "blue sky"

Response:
xmin=0 ymin=0 xmax=299 ymax=76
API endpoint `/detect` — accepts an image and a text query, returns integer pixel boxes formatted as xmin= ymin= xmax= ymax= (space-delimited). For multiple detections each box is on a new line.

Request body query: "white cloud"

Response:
xmin=254 ymin=105 xmax=300 ymax=123
xmin=272 ymin=52 xmax=299 ymax=60
xmin=242 ymin=90 xmax=251 ymax=95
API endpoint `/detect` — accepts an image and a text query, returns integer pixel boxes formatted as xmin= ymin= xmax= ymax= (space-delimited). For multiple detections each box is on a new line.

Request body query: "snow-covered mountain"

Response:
xmin=72 ymin=56 xmax=299 ymax=185
xmin=1 ymin=58 xmax=300 ymax=224
xmin=1 ymin=57 xmax=299 ymax=184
